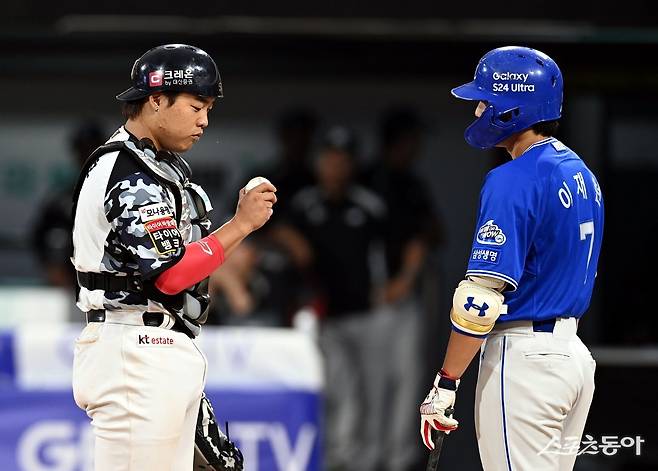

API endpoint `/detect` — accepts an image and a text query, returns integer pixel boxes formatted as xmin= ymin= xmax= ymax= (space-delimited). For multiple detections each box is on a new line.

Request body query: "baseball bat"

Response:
xmin=425 ymin=407 xmax=454 ymax=471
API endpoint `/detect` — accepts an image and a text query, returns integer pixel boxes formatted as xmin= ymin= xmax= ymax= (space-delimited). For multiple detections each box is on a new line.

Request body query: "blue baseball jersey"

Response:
xmin=465 ymin=137 xmax=604 ymax=323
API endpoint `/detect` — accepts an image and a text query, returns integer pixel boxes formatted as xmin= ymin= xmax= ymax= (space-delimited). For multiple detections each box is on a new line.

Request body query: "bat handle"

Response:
xmin=432 ymin=406 xmax=454 ymax=448
xmin=425 ymin=407 xmax=455 ymax=471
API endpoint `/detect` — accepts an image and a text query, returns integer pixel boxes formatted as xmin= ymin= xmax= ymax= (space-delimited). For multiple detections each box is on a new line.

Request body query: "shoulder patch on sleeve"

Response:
xmin=144 ymin=217 xmax=182 ymax=255
xmin=471 ymin=248 xmax=500 ymax=265
xmin=476 ymin=219 xmax=507 ymax=246
xmin=139 ymin=202 xmax=174 ymax=222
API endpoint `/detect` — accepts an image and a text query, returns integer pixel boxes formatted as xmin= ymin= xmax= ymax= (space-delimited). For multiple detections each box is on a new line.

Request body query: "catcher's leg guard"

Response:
xmin=194 ymin=393 xmax=244 ymax=471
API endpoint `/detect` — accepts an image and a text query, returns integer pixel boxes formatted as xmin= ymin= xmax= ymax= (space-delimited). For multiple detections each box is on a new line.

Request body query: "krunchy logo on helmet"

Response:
xmin=116 ymin=44 xmax=223 ymax=101
xmin=451 ymin=46 xmax=563 ymax=149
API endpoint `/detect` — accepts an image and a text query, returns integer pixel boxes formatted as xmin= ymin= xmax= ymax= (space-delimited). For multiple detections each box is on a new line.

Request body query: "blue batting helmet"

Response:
xmin=452 ymin=46 xmax=563 ymax=149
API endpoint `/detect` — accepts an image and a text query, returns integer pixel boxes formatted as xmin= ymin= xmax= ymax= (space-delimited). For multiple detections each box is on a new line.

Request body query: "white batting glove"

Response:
xmin=419 ymin=369 xmax=460 ymax=450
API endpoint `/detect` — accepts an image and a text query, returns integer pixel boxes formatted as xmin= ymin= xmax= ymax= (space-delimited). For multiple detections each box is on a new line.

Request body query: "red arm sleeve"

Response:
xmin=155 ymin=234 xmax=225 ymax=295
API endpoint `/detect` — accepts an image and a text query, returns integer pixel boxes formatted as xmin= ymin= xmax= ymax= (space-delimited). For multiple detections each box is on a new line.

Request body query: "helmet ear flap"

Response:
xmin=464 ymin=105 xmax=506 ymax=149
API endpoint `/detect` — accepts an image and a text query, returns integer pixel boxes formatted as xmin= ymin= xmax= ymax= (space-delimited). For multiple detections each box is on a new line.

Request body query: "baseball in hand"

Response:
xmin=245 ymin=176 xmax=271 ymax=192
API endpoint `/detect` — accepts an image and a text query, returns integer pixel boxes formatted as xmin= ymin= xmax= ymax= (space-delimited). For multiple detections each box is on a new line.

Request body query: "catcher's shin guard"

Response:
xmin=193 ymin=393 xmax=244 ymax=471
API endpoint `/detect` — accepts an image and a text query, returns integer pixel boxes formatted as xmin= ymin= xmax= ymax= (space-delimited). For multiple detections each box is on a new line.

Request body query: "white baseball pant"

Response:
xmin=72 ymin=315 xmax=207 ymax=471
xmin=475 ymin=317 xmax=596 ymax=471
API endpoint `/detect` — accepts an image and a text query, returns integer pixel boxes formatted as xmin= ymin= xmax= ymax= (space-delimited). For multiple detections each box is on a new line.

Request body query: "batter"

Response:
xmin=419 ymin=46 xmax=603 ymax=471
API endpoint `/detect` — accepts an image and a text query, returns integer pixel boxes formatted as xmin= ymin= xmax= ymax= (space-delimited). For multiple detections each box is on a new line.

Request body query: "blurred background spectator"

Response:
xmin=30 ymin=120 xmax=106 ymax=288
xmin=258 ymin=107 xmax=320 ymax=217
xmin=207 ymin=235 xmax=300 ymax=327
xmin=275 ymin=126 xmax=390 ymax=470
xmin=359 ymin=106 xmax=445 ymax=471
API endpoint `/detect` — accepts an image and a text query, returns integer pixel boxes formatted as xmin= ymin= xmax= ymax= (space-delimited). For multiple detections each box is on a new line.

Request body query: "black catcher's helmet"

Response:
xmin=116 ymin=44 xmax=223 ymax=101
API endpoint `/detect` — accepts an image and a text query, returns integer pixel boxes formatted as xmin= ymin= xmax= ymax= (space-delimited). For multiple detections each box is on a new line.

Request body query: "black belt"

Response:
xmin=86 ymin=309 xmax=173 ymax=328
xmin=77 ymin=271 xmax=143 ymax=293
xmin=532 ymin=318 xmax=558 ymax=333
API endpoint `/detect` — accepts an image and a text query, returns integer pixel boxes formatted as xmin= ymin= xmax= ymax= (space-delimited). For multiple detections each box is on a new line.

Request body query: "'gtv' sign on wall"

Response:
xmin=1 ymin=390 xmax=322 ymax=471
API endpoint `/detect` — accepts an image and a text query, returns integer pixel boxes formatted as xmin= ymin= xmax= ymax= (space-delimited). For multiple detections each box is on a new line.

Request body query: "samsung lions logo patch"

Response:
xmin=477 ymin=219 xmax=507 ymax=246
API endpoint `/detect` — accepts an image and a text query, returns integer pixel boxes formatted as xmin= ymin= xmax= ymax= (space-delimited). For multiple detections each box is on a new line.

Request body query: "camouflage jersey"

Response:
xmin=72 ymin=126 xmax=213 ymax=334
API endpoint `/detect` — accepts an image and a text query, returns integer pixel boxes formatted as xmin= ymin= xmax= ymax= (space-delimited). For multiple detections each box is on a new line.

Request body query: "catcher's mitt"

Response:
xmin=193 ymin=393 xmax=244 ymax=471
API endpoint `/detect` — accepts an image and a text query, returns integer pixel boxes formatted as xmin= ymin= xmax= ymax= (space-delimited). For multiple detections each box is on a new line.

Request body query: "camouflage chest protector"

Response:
xmin=72 ymin=138 xmax=214 ymax=337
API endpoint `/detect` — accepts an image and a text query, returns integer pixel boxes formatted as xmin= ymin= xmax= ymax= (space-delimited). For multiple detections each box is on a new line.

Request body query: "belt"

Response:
xmin=86 ymin=309 xmax=179 ymax=331
xmin=532 ymin=318 xmax=557 ymax=333
xmin=492 ymin=317 xmax=578 ymax=338
xmin=77 ymin=271 xmax=143 ymax=293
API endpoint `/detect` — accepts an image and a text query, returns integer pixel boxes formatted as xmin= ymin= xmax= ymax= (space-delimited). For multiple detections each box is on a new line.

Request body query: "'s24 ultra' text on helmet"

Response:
xmin=452 ymin=46 xmax=563 ymax=149
xmin=116 ymin=44 xmax=223 ymax=101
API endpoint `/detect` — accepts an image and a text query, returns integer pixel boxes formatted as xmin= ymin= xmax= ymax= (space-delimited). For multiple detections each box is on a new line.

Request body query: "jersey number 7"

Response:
xmin=579 ymin=221 xmax=594 ymax=284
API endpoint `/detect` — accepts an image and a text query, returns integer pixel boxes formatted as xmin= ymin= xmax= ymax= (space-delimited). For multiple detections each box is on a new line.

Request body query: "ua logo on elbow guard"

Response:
xmin=464 ymin=297 xmax=489 ymax=317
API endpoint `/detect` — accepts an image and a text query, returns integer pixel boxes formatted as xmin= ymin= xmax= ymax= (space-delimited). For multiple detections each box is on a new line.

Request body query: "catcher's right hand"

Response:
xmin=419 ymin=369 xmax=460 ymax=450
xmin=234 ymin=180 xmax=277 ymax=234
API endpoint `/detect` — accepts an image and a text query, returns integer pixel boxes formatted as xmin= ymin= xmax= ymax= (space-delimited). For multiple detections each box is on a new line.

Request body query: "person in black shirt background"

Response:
xmin=361 ymin=106 xmax=445 ymax=471
xmin=258 ymin=107 xmax=319 ymax=218
xmin=31 ymin=120 xmax=106 ymax=288
xmin=208 ymin=107 xmax=320 ymax=328
xmin=276 ymin=125 xmax=389 ymax=471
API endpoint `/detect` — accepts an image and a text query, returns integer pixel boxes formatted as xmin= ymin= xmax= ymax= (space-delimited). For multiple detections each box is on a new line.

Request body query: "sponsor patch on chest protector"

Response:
xmin=139 ymin=202 xmax=174 ymax=222
xmin=144 ymin=217 xmax=182 ymax=255
xmin=137 ymin=333 xmax=175 ymax=346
